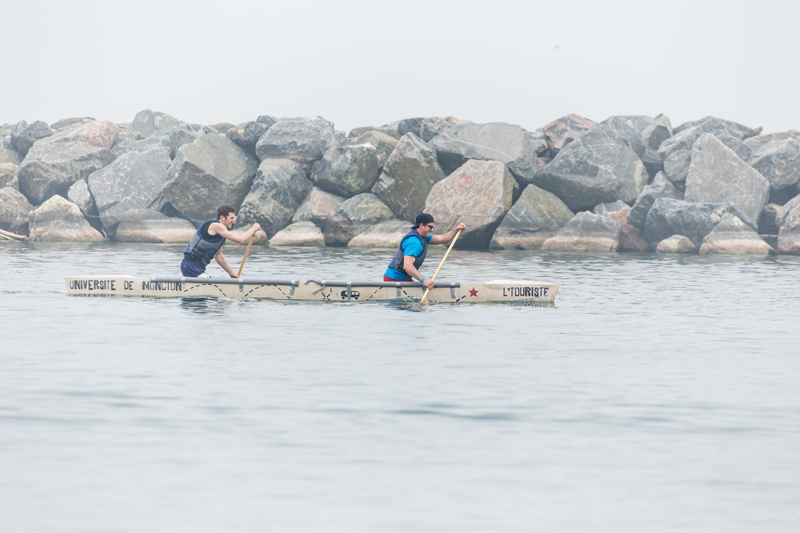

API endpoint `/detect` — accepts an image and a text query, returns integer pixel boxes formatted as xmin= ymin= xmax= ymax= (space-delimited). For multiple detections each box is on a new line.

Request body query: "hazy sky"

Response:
xmin=3 ymin=0 xmax=799 ymax=135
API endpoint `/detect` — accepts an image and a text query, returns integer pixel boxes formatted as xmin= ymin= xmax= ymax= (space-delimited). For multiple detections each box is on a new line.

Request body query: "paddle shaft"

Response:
xmin=236 ymin=234 xmax=256 ymax=277
xmin=419 ymin=229 xmax=461 ymax=303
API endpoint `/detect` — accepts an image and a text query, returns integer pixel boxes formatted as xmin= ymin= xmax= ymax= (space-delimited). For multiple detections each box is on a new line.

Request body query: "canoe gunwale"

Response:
xmin=149 ymin=276 xmax=460 ymax=288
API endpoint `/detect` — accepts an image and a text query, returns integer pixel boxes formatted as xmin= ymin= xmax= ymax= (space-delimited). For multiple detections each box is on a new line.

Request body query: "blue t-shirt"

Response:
xmin=384 ymin=234 xmax=432 ymax=280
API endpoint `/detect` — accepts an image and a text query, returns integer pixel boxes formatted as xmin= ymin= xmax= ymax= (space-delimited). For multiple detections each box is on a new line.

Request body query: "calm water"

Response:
xmin=1 ymin=243 xmax=799 ymax=533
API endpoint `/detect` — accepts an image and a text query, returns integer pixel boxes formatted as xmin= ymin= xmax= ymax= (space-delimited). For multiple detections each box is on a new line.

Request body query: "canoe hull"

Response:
xmin=65 ymin=276 xmax=559 ymax=304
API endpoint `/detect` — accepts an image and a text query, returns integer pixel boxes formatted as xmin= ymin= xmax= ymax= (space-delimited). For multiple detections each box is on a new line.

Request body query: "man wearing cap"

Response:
xmin=384 ymin=213 xmax=466 ymax=289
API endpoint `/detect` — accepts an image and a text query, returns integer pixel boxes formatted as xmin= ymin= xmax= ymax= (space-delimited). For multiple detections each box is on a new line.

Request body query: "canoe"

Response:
xmin=65 ymin=276 xmax=559 ymax=304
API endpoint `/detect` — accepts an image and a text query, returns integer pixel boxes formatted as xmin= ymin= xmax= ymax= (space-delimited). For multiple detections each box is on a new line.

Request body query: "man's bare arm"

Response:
xmin=429 ymin=223 xmax=466 ymax=245
xmin=403 ymin=256 xmax=434 ymax=289
xmin=209 ymin=222 xmax=261 ymax=244
xmin=214 ymin=249 xmax=238 ymax=278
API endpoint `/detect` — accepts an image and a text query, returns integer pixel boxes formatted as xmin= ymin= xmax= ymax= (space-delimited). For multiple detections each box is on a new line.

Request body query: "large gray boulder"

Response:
xmin=744 ymin=131 xmax=800 ymax=154
xmin=489 ymin=184 xmax=574 ymax=249
xmin=777 ymin=216 xmax=800 ymax=255
xmin=114 ymin=123 xmax=218 ymax=159
xmin=593 ymin=200 xmax=630 ymax=215
xmin=165 ymin=125 xmax=199 ymax=159
xmin=348 ymin=121 xmax=403 ymax=140
xmin=114 ymin=209 xmax=196 ymax=243
xmin=541 ymin=211 xmax=623 ymax=252
xmin=425 ymin=160 xmax=516 ymax=249
xmin=130 ymin=109 xmax=182 ymax=138
xmin=397 ymin=117 xmax=450 ymax=142
xmin=674 ymin=116 xmax=760 ymax=140
xmin=67 ymin=179 xmax=98 ymax=221
xmin=257 ymin=115 xmax=278 ymax=127
xmin=112 ymin=130 xmax=170 ymax=158
xmin=237 ymin=159 xmax=313 ymax=238
xmin=749 ymin=138 xmax=800 ymax=191
xmin=372 ymin=133 xmax=445 ymax=221
xmin=656 ymin=235 xmax=697 ymax=253
xmin=658 ymin=118 xmax=753 ymax=183
xmin=50 ymin=117 xmax=95 ymax=132
xmin=18 ymin=142 xmax=117 ymax=205
xmin=600 ymin=115 xmax=652 ymax=158
xmin=210 ymin=123 xmax=234 ymax=134
xmin=528 ymin=129 xmax=550 ymax=157
xmin=533 ymin=124 xmax=648 ymax=211
xmin=1 ymin=137 xmax=20 ymax=165
xmin=698 ymin=216 xmax=772 ymax=255
xmin=169 ymin=124 xmax=218 ymax=159
xmin=88 ymin=144 xmax=173 ymax=235
xmin=607 ymin=208 xmax=652 ymax=252
xmin=269 ymin=221 xmax=325 ymax=246
xmin=320 ymin=193 xmax=394 ymax=246
xmin=640 ymin=114 xmax=673 ymax=177
xmin=0 ymin=163 xmax=18 ymax=190
xmin=349 ymin=131 xmax=398 ymax=169
xmin=429 ymin=122 xmax=540 ymax=185
xmin=292 ymin=187 xmax=345 ymax=226
xmin=431 ymin=122 xmax=543 ymax=187
xmin=626 ymin=172 xmax=682 ymax=229
xmin=227 ymin=121 xmax=271 ymax=150
xmin=255 ymin=117 xmax=336 ymax=168
xmin=115 ymin=123 xmax=137 ymax=143
xmin=36 ymin=120 xmax=118 ymax=149
xmin=28 ymin=195 xmax=104 ymax=242
xmin=644 ymin=198 xmax=756 ymax=248
xmin=348 ymin=126 xmax=383 ymax=139
xmin=310 ymin=142 xmax=380 ymax=197
xmin=348 ymin=219 xmax=410 ymax=247
xmin=163 ymin=134 xmax=259 ymax=225
xmin=775 ymin=194 xmax=800 ymax=230
xmin=684 ymin=133 xmax=769 ymax=223
xmin=543 ymin=114 xmax=596 ymax=154
xmin=0 ymin=187 xmax=33 ymax=234
xmin=11 ymin=121 xmax=54 ymax=157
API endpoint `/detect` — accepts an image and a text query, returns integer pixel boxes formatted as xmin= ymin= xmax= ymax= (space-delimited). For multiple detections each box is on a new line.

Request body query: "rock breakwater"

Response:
xmin=2 ymin=110 xmax=799 ymax=254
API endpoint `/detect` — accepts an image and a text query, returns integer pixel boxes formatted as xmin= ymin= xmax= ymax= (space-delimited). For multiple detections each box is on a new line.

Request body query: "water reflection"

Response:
xmin=179 ymin=297 xmax=240 ymax=315
xmin=384 ymin=301 xmax=425 ymax=313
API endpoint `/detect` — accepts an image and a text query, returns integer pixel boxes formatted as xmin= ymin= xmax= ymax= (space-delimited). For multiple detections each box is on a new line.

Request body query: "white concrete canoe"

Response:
xmin=65 ymin=276 xmax=559 ymax=304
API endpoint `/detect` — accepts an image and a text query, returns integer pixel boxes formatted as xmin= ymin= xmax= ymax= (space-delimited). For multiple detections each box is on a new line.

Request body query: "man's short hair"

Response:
xmin=217 ymin=205 xmax=236 ymax=219
xmin=217 ymin=205 xmax=236 ymax=218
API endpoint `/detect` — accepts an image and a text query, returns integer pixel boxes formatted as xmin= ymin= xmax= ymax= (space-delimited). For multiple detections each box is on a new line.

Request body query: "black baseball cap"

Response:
xmin=413 ymin=213 xmax=435 ymax=227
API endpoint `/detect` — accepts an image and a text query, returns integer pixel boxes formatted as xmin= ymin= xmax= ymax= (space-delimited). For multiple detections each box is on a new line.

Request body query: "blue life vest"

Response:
xmin=183 ymin=219 xmax=225 ymax=269
xmin=387 ymin=229 xmax=428 ymax=276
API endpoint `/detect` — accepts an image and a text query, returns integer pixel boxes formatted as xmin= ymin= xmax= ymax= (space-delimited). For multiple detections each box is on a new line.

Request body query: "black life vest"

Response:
xmin=183 ymin=219 xmax=225 ymax=269
xmin=387 ymin=229 xmax=428 ymax=276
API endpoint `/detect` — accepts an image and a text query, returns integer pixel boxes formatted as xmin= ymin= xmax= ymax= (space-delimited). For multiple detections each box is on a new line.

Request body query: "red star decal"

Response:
xmin=469 ymin=287 xmax=478 ymax=297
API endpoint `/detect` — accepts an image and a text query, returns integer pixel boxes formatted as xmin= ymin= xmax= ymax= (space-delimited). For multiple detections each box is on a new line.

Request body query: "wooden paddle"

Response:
xmin=237 ymin=234 xmax=256 ymax=277
xmin=419 ymin=228 xmax=462 ymax=304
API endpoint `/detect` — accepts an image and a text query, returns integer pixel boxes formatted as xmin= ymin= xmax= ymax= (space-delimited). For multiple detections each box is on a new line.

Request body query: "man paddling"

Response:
xmin=180 ymin=205 xmax=261 ymax=278
xmin=384 ymin=213 xmax=466 ymax=289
